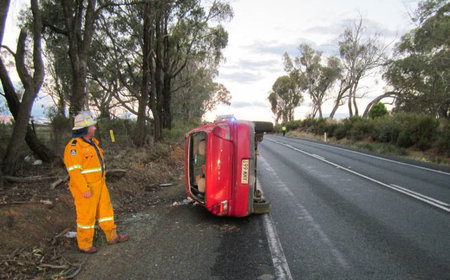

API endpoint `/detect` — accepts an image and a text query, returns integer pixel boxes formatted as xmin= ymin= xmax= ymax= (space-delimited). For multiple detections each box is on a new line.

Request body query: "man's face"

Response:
xmin=87 ymin=125 xmax=96 ymax=138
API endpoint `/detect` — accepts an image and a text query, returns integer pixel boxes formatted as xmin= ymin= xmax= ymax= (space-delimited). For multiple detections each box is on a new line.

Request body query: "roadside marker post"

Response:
xmin=110 ymin=129 xmax=116 ymax=143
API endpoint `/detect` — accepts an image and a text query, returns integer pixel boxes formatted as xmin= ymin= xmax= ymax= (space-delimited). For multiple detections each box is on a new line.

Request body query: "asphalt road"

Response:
xmin=75 ymin=135 xmax=449 ymax=280
xmin=258 ymin=135 xmax=450 ymax=280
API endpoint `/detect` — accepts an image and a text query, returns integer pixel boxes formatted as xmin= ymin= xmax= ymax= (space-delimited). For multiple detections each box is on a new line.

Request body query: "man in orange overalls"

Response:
xmin=64 ymin=111 xmax=129 ymax=253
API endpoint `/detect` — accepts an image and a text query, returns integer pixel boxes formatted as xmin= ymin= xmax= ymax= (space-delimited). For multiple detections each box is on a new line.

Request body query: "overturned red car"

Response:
xmin=184 ymin=116 xmax=273 ymax=217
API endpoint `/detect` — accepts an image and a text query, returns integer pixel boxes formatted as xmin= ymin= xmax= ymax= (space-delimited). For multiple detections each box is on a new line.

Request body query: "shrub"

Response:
xmin=371 ymin=116 xmax=400 ymax=143
xmin=325 ymin=121 xmax=338 ymax=138
xmin=437 ymin=119 xmax=450 ymax=156
xmin=393 ymin=113 xmax=438 ymax=150
xmin=369 ymin=102 xmax=389 ymax=119
xmin=396 ymin=131 xmax=413 ymax=148
xmin=350 ymin=119 xmax=373 ymax=141
xmin=334 ymin=124 xmax=347 ymax=140
xmin=285 ymin=120 xmax=302 ymax=131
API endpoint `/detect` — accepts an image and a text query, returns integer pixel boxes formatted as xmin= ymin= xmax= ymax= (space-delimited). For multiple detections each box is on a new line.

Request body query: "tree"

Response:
xmin=0 ymin=0 xmax=57 ymax=175
xmin=268 ymin=75 xmax=303 ymax=124
xmin=172 ymin=62 xmax=231 ymax=121
xmin=368 ymin=102 xmax=389 ymax=119
xmin=284 ymin=44 xmax=341 ymax=118
xmin=336 ymin=18 xmax=385 ymax=117
xmin=384 ymin=0 xmax=449 ymax=118
xmin=94 ymin=0 xmax=231 ymax=144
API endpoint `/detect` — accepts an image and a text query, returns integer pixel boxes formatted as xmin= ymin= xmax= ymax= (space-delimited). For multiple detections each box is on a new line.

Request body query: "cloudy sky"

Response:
xmin=2 ymin=0 xmax=420 ymax=122
xmin=204 ymin=0 xmax=420 ymax=122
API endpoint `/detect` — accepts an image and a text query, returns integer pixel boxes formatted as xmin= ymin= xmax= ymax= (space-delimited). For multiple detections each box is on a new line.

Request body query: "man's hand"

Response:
xmin=82 ymin=190 xmax=92 ymax=198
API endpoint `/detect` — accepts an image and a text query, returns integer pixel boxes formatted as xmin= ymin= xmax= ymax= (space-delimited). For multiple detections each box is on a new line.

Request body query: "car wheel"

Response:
xmin=253 ymin=199 xmax=271 ymax=214
xmin=253 ymin=121 xmax=273 ymax=133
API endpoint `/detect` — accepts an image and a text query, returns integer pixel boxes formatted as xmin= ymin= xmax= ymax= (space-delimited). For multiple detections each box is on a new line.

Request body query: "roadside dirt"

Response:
xmin=0 ymin=142 xmax=184 ymax=279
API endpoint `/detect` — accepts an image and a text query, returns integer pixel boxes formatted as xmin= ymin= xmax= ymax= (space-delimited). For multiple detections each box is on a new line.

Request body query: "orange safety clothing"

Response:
xmin=63 ymin=137 xmax=117 ymax=250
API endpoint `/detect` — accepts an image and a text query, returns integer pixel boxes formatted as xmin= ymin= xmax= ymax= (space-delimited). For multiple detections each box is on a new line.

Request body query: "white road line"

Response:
xmin=259 ymin=157 xmax=350 ymax=270
xmin=267 ymin=139 xmax=450 ymax=213
xmin=258 ymin=182 xmax=293 ymax=280
xmin=270 ymin=136 xmax=450 ymax=176
xmin=390 ymin=184 xmax=450 ymax=207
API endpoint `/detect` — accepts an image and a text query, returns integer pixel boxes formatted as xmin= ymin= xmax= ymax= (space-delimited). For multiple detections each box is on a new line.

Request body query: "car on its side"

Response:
xmin=184 ymin=117 xmax=273 ymax=217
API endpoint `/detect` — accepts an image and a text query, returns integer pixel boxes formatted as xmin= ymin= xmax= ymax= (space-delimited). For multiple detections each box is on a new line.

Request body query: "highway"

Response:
xmin=258 ymin=135 xmax=450 ymax=279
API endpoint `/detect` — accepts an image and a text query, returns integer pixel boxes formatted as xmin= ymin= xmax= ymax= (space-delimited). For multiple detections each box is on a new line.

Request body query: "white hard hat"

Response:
xmin=73 ymin=111 xmax=96 ymax=130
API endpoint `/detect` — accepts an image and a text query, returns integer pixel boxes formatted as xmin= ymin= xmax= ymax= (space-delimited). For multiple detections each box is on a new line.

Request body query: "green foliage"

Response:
xmin=284 ymin=120 xmax=302 ymax=131
xmin=384 ymin=0 xmax=449 ymax=118
xmin=163 ymin=119 xmax=202 ymax=144
xmin=334 ymin=124 xmax=347 ymax=140
xmin=437 ymin=119 xmax=450 ymax=156
xmin=393 ymin=113 xmax=438 ymax=150
xmin=349 ymin=119 xmax=374 ymax=141
xmin=96 ymin=118 xmax=137 ymax=146
xmin=325 ymin=121 xmax=338 ymax=138
xmin=268 ymin=75 xmax=303 ymax=124
xmin=369 ymin=102 xmax=389 ymax=119
xmin=292 ymin=113 xmax=443 ymax=153
xmin=283 ymin=44 xmax=341 ymax=118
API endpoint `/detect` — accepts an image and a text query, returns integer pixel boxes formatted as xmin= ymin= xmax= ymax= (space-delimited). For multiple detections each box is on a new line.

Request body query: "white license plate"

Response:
xmin=241 ymin=159 xmax=249 ymax=184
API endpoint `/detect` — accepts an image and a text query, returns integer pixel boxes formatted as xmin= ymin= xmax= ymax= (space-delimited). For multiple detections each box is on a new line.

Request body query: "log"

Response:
xmin=106 ymin=168 xmax=127 ymax=178
xmin=3 ymin=175 xmax=59 ymax=183
xmin=50 ymin=175 xmax=69 ymax=189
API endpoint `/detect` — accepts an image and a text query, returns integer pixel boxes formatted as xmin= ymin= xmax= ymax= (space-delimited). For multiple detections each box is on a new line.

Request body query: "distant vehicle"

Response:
xmin=184 ymin=117 xmax=273 ymax=217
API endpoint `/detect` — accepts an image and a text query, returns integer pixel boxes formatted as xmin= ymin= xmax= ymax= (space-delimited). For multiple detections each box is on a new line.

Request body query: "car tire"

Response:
xmin=253 ymin=121 xmax=273 ymax=133
xmin=253 ymin=199 xmax=271 ymax=214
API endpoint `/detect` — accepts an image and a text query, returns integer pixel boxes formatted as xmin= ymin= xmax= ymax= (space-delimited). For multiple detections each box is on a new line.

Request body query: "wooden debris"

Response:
xmin=3 ymin=175 xmax=59 ymax=183
xmin=50 ymin=175 xmax=69 ymax=189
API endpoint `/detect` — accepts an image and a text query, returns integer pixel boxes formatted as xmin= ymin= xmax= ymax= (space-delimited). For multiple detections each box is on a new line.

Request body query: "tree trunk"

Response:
xmin=153 ymin=10 xmax=164 ymax=141
xmin=61 ymin=0 xmax=97 ymax=117
xmin=353 ymin=94 xmax=359 ymax=116
xmin=0 ymin=58 xmax=58 ymax=165
xmin=329 ymin=101 xmax=339 ymax=119
xmin=135 ymin=2 xmax=151 ymax=147
xmin=362 ymin=92 xmax=398 ymax=118
xmin=348 ymin=93 xmax=353 ymax=117
xmin=3 ymin=0 xmax=47 ymax=175
xmin=162 ymin=75 xmax=172 ymax=129
xmin=0 ymin=0 xmax=10 ymax=45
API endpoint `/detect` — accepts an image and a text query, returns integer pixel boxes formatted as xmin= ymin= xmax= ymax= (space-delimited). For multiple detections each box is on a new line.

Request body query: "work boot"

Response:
xmin=108 ymin=233 xmax=129 ymax=245
xmin=80 ymin=246 xmax=98 ymax=254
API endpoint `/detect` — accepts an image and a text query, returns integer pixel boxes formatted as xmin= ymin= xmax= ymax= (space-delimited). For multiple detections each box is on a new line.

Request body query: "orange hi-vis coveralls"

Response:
xmin=63 ymin=137 xmax=116 ymax=250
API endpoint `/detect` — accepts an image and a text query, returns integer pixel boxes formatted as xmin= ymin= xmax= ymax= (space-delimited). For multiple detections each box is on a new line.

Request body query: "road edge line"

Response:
xmin=258 ymin=182 xmax=293 ymax=280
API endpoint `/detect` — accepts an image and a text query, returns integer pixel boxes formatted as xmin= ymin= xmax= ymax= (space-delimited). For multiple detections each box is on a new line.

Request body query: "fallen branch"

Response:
xmin=3 ymin=175 xmax=59 ymax=183
xmin=51 ymin=228 xmax=70 ymax=245
xmin=50 ymin=175 xmax=69 ymax=189
xmin=39 ymin=263 xmax=69 ymax=269
xmin=0 ymin=199 xmax=53 ymax=207
xmin=106 ymin=168 xmax=127 ymax=178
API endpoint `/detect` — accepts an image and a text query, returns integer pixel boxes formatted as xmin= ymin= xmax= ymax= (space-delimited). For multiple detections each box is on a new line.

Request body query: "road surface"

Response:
xmin=258 ymin=135 xmax=450 ymax=279
xmin=75 ymin=135 xmax=449 ymax=279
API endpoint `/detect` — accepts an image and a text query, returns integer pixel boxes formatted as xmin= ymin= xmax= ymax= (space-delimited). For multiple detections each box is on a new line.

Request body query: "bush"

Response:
xmin=396 ymin=131 xmax=413 ymax=148
xmin=371 ymin=116 xmax=400 ymax=143
xmin=369 ymin=102 xmax=389 ymax=119
xmin=334 ymin=124 xmax=347 ymax=140
xmin=285 ymin=120 xmax=302 ymax=131
xmin=437 ymin=119 xmax=450 ymax=156
xmin=349 ymin=119 xmax=373 ymax=141
xmin=393 ymin=113 xmax=438 ymax=150
xmin=97 ymin=118 xmax=137 ymax=145
xmin=325 ymin=121 xmax=338 ymax=138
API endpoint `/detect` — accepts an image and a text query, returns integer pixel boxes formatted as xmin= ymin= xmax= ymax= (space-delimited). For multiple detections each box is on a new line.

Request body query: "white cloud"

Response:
xmin=206 ymin=0 xmax=420 ymax=123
